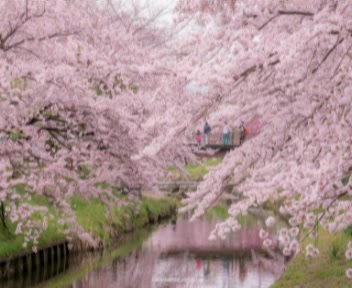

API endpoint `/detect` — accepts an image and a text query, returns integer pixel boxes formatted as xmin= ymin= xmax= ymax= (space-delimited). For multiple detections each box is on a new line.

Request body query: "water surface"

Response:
xmin=69 ymin=216 xmax=284 ymax=288
xmin=2 ymin=215 xmax=285 ymax=288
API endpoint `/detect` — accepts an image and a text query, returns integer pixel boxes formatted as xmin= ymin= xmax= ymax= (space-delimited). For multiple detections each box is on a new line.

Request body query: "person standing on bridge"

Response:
xmin=240 ymin=121 xmax=245 ymax=145
xmin=223 ymin=122 xmax=230 ymax=145
xmin=195 ymin=130 xmax=202 ymax=149
xmin=203 ymin=121 xmax=211 ymax=145
xmin=239 ymin=121 xmax=249 ymax=145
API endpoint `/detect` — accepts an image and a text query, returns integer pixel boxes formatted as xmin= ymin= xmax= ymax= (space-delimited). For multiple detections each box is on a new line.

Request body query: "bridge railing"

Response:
xmin=195 ymin=127 xmax=242 ymax=146
xmin=213 ymin=127 xmax=241 ymax=145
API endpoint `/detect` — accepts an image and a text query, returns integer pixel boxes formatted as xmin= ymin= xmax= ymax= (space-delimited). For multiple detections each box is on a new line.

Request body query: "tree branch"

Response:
xmin=48 ymin=130 xmax=71 ymax=151
xmin=301 ymin=191 xmax=348 ymax=242
xmin=0 ymin=201 xmax=11 ymax=235
xmin=259 ymin=10 xmax=314 ymax=30
xmin=312 ymin=35 xmax=344 ymax=74
xmin=331 ymin=43 xmax=352 ymax=79
xmin=259 ymin=14 xmax=280 ymax=30
xmin=4 ymin=31 xmax=79 ymax=52
xmin=278 ymin=10 xmax=314 ymax=16
xmin=25 ymin=0 xmax=29 ymax=20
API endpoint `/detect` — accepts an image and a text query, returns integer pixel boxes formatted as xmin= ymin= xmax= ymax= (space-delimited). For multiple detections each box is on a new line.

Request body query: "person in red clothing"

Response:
xmin=195 ymin=130 xmax=202 ymax=149
xmin=240 ymin=121 xmax=248 ymax=145
xmin=244 ymin=126 xmax=249 ymax=137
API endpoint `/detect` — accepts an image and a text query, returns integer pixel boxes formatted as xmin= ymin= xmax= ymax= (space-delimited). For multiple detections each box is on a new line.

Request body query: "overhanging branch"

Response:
xmin=259 ymin=10 xmax=314 ymax=30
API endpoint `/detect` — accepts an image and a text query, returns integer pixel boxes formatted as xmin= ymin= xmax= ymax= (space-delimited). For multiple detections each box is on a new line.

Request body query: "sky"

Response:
xmin=119 ymin=0 xmax=207 ymax=95
xmin=122 ymin=0 xmax=177 ymax=27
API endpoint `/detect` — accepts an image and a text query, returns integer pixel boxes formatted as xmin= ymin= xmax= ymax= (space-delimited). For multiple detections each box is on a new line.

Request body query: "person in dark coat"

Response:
xmin=203 ymin=122 xmax=211 ymax=145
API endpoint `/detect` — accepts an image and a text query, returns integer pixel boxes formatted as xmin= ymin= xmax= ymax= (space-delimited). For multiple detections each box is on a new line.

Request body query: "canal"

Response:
xmin=1 ymin=214 xmax=286 ymax=288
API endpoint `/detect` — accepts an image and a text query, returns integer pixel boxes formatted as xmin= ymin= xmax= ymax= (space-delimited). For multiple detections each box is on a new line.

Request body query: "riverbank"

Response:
xmin=41 ymin=228 xmax=156 ymax=288
xmin=167 ymin=157 xmax=223 ymax=181
xmin=272 ymin=227 xmax=352 ymax=288
xmin=206 ymin=202 xmax=352 ymax=288
xmin=0 ymin=192 xmax=178 ymax=262
xmin=0 ymin=202 xmax=286 ymax=288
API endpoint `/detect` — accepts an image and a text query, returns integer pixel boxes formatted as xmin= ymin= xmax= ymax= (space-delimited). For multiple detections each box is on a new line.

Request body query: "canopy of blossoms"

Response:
xmin=165 ymin=0 xmax=352 ymax=276
xmin=1 ymin=0 xmax=352 ymax=277
xmin=0 ymin=0 xmax=188 ymax=250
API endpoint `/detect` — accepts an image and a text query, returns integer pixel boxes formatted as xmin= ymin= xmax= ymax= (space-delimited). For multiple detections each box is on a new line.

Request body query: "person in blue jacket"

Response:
xmin=203 ymin=122 xmax=211 ymax=145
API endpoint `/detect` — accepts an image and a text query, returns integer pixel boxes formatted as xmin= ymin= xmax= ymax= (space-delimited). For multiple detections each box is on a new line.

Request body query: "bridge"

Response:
xmin=192 ymin=126 xmax=243 ymax=152
xmin=157 ymin=181 xmax=241 ymax=202
xmin=196 ymin=144 xmax=239 ymax=151
xmin=157 ymin=181 xmax=200 ymax=190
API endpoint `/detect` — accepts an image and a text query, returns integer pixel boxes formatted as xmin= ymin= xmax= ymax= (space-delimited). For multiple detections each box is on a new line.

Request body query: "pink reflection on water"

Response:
xmin=72 ymin=217 xmax=285 ymax=288
xmin=143 ymin=218 xmax=277 ymax=254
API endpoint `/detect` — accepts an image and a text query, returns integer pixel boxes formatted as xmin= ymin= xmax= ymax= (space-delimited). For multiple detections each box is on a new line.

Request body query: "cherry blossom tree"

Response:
xmin=0 ymin=0 xmax=182 ymax=251
xmin=1 ymin=2 xmax=352 ymax=279
xmin=149 ymin=0 xmax=352 ymax=276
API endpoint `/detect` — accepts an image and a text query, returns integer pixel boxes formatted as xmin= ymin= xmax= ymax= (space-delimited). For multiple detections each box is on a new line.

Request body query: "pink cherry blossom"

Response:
xmin=1 ymin=1 xmax=352 ymax=280
xmin=346 ymin=268 xmax=352 ymax=280
xmin=265 ymin=216 xmax=276 ymax=228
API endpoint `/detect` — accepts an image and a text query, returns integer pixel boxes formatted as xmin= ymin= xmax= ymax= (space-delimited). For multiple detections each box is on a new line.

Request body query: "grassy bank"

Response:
xmin=42 ymin=228 xmax=154 ymax=288
xmin=205 ymin=204 xmax=267 ymax=228
xmin=272 ymin=227 xmax=352 ymax=288
xmin=0 ymin=189 xmax=177 ymax=260
xmin=168 ymin=157 xmax=222 ymax=180
xmin=205 ymin=204 xmax=229 ymax=219
xmin=70 ymin=194 xmax=177 ymax=246
xmin=0 ymin=191 xmax=66 ymax=258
